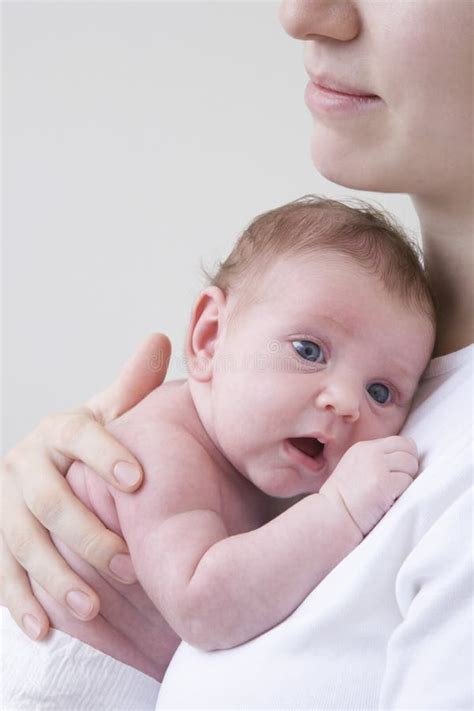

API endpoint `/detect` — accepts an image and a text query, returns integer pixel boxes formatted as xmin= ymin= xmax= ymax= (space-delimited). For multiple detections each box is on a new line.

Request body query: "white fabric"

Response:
xmin=0 ymin=607 xmax=160 ymax=710
xmin=157 ymin=344 xmax=474 ymax=710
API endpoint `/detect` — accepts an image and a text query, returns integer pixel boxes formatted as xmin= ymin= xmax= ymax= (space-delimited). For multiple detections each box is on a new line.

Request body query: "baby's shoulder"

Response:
xmin=66 ymin=381 xmax=222 ymax=539
xmin=107 ymin=380 xmax=202 ymax=457
xmin=110 ymin=378 xmax=191 ymax=426
xmin=107 ymin=380 xmax=223 ymax=511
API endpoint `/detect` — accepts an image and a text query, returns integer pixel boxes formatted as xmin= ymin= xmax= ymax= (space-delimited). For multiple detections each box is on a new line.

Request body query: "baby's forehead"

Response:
xmin=238 ymin=252 xmax=433 ymax=341
xmin=232 ymin=250 xmax=433 ymax=334
xmin=246 ymin=251 xmax=381 ymax=303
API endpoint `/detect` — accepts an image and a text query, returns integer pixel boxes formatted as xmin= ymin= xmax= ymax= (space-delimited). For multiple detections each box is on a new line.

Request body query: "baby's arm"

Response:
xmin=113 ymin=430 xmax=416 ymax=651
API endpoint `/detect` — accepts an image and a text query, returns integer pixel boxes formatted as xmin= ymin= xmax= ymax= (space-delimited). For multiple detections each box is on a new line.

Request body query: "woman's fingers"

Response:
xmin=34 ymin=414 xmax=144 ymax=492
xmin=1 ymin=517 xmax=100 ymax=625
xmin=0 ymin=536 xmax=51 ymax=640
xmin=87 ymin=333 xmax=171 ymax=423
xmin=2 ymin=460 xmax=136 ymax=587
xmin=0 ymin=333 xmax=172 ymax=635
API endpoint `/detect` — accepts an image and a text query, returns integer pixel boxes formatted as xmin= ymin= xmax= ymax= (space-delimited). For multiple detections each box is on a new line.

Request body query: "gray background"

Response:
xmin=2 ymin=1 xmax=420 ymax=452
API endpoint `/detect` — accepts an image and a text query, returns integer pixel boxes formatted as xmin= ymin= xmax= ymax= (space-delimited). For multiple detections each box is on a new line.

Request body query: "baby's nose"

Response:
xmin=315 ymin=381 xmax=360 ymax=423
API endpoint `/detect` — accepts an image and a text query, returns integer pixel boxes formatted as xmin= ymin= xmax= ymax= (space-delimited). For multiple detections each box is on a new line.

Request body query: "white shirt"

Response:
xmin=157 ymin=344 xmax=474 ymax=710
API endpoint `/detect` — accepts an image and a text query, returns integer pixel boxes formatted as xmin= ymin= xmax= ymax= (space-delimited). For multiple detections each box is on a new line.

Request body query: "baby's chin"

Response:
xmin=237 ymin=438 xmax=340 ymax=501
xmin=245 ymin=461 xmax=332 ymax=501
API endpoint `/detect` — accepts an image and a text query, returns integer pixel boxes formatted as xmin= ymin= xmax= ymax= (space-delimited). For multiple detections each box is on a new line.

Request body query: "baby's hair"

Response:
xmin=206 ymin=195 xmax=436 ymax=326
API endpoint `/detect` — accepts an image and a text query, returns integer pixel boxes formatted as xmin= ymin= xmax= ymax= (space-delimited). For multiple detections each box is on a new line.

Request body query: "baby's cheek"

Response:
xmin=385 ymin=407 xmax=412 ymax=437
xmin=358 ymin=409 xmax=409 ymax=445
xmin=212 ymin=407 xmax=265 ymax=475
xmin=213 ymin=367 xmax=298 ymax=463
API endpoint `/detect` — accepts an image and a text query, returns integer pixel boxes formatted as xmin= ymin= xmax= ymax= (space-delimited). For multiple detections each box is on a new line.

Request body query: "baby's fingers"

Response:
xmin=378 ymin=435 xmax=418 ymax=457
xmin=385 ymin=451 xmax=419 ymax=477
xmin=386 ymin=471 xmax=415 ymax=501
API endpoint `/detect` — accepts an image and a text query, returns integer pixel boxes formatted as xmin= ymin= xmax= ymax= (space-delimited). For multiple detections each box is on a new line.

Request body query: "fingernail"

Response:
xmin=113 ymin=461 xmax=141 ymax=487
xmin=109 ymin=553 xmax=136 ymax=584
xmin=66 ymin=590 xmax=94 ymax=619
xmin=22 ymin=613 xmax=42 ymax=640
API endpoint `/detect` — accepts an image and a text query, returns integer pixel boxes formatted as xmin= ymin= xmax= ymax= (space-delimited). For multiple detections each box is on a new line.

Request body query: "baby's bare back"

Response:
xmin=31 ymin=381 xmax=268 ymax=681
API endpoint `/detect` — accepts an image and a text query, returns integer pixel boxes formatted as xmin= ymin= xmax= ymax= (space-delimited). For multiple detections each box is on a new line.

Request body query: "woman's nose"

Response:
xmin=279 ymin=0 xmax=360 ymax=42
xmin=315 ymin=382 xmax=360 ymax=423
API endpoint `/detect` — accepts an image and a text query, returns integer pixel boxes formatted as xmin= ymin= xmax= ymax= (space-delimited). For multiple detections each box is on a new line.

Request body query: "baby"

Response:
xmin=24 ymin=196 xmax=436 ymax=688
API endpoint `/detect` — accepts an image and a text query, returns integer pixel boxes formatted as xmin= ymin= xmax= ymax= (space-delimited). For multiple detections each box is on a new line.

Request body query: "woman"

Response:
xmin=2 ymin=0 xmax=472 ymax=708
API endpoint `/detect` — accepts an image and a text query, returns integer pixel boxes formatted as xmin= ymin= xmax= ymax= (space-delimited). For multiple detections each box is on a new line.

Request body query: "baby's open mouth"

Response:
xmin=288 ymin=437 xmax=325 ymax=460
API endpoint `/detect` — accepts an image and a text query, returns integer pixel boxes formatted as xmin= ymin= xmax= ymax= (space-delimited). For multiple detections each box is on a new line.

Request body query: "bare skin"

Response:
xmin=25 ymin=254 xmax=431 ymax=678
xmin=0 ymin=334 xmax=171 ymax=639
xmin=1 ymin=0 xmax=473 ymax=643
xmin=413 ymin=195 xmax=474 ymax=356
xmin=280 ymin=0 xmax=474 ymax=355
xmin=29 ymin=383 xmax=271 ymax=681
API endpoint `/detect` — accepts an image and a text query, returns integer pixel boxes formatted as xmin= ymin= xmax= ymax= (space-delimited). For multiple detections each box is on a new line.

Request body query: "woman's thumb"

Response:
xmin=85 ymin=333 xmax=172 ymax=423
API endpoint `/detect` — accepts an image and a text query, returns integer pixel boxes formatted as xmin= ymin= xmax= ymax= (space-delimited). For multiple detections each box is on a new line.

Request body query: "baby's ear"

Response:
xmin=186 ymin=287 xmax=227 ymax=382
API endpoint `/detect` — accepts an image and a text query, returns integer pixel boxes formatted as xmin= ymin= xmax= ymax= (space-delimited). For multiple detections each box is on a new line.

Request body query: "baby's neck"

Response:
xmin=186 ymin=377 xmax=224 ymax=459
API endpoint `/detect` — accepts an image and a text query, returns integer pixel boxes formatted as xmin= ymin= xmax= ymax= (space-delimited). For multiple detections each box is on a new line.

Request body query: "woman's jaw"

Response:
xmin=294 ymin=1 xmax=473 ymax=200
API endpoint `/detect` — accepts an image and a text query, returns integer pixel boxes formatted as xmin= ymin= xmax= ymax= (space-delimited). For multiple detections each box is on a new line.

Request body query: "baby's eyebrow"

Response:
xmin=289 ymin=312 xmax=352 ymax=336
xmin=285 ymin=312 xmax=421 ymax=385
xmin=381 ymin=359 xmax=418 ymax=389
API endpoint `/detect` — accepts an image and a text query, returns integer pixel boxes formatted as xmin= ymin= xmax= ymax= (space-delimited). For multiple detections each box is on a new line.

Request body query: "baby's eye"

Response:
xmin=292 ymin=340 xmax=325 ymax=363
xmin=367 ymin=382 xmax=391 ymax=405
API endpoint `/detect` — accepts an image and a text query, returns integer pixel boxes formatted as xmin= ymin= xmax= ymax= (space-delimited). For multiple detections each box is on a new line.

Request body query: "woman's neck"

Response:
xmin=411 ymin=188 xmax=474 ymax=357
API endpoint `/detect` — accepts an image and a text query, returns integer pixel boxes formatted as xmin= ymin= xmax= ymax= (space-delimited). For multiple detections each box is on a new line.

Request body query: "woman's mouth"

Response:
xmin=284 ymin=437 xmax=326 ymax=473
xmin=304 ymin=81 xmax=383 ymax=116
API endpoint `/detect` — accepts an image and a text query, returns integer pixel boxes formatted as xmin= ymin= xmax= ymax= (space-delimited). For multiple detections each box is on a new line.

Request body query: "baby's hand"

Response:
xmin=319 ymin=436 xmax=418 ymax=536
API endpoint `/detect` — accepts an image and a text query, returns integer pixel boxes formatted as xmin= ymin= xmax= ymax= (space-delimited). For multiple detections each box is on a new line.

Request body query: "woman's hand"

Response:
xmin=0 ymin=333 xmax=171 ymax=641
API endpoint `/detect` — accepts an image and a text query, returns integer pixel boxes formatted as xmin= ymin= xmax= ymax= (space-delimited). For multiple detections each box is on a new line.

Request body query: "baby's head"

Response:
xmin=187 ymin=196 xmax=436 ymax=497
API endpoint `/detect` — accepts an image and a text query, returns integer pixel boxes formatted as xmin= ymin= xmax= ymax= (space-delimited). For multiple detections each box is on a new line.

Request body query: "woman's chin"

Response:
xmin=309 ymin=132 xmax=401 ymax=194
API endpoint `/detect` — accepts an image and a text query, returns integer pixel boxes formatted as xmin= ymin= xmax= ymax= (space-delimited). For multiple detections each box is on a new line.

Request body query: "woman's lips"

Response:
xmin=304 ymin=80 xmax=383 ymax=115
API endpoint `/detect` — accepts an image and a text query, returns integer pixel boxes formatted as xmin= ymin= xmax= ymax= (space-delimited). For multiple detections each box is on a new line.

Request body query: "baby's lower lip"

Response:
xmin=283 ymin=439 xmax=326 ymax=474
